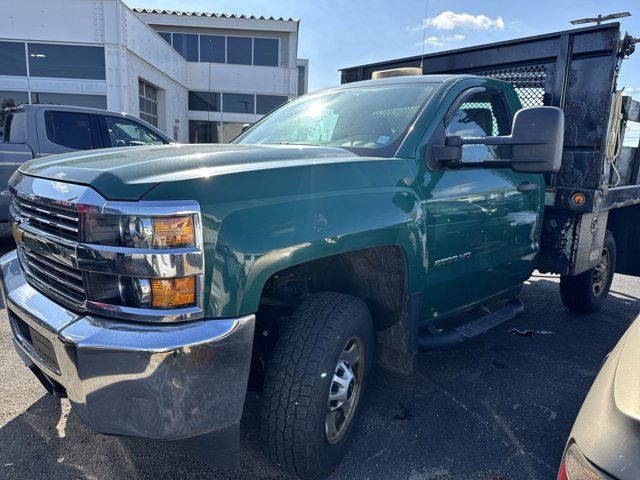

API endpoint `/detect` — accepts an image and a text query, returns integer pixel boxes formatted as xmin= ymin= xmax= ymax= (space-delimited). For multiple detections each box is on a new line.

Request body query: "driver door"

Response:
xmin=422 ymin=87 xmax=544 ymax=320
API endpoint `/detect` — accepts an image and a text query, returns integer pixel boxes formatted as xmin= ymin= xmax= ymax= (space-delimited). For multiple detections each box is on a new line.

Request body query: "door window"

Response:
xmin=445 ymin=90 xmax=512 ymax=162
xmin=104 ymin=116 xmax=165 ymax=147
xmin=44 ymin=111 xmax=95 ymax=149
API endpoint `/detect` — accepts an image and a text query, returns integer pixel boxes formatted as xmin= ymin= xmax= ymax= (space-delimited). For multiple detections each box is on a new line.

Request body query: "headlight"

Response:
xmin=83 ymin=213 xmax=196 ymax=248
xmin=79 ymin=202 xmax=203 ymax=320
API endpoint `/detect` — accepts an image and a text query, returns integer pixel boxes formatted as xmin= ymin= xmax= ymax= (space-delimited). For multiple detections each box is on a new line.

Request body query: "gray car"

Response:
xmin=558 ymin=314 xmax=640 ymax=480
xmin=0 ymin=104 xmax=173 ymax=229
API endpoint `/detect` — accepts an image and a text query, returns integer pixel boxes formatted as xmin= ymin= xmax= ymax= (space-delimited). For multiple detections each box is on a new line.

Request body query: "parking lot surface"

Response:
xmin=0 ymin=233 xmax=638 ymax=480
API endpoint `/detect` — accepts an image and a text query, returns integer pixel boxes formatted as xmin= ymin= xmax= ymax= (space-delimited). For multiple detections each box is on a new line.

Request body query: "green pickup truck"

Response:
xmin=2 ymin=24 xmax=639 ymax=480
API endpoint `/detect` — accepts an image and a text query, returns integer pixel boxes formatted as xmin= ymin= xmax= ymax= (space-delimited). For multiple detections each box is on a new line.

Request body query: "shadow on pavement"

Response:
xmin=0 ymin=387 xmax=283 ymax=479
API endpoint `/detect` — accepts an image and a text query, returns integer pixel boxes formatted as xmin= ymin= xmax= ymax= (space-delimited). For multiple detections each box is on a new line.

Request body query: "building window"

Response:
xmin=188 ymin=91 xmax=221 ymax=112
xmin=189 ymin=120 xmax=220 ymax=143
xmin=157 ymin=32 xmax=282 ymax=67
xmin=253 ymin=38 xmax=279 ymax=67
xmin=0 ymin=41 xmax=27 ymax=76
xmin=158 ymin=32 xmax=172 ymax=44
xmin=221 ymin=122 xmax=246 ymax=143
xmin=32 ymin=92 xmax=107 ymax=109
xmin=297 ymin=65 xmax=307 ymax=95
xmin=172 ymin=33 xmax=199 ymax=62
xmin=44 ymin=111 xmax=96 ymax=149
xmin=256 ymin=95 xmax=288 ymax=115
xmin=227 ymin=37 xmax=252 ymax=65
xmin=27 ymin=43 xmax=105 ymax=80
xmin=0 ymin=91 xmax=29 ymax=108
xmin=200 ymin=35 xmax=225 ymax=63
xmin=222 ymin=92 xmax=254 ymax=114
xmin=188 ymin=93 xmax=288 ymax=115
xmin=138 ymin=80 xmax=159 ymax=127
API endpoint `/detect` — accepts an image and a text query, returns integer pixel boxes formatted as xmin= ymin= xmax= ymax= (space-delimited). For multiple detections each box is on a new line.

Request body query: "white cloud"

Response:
xmin=421 ymin=11 xmax=505 ymax=31
xmin=424 ymin=36 xmax=444 ymax=47
xmin=420 ymin=34 xmax=466 ymax=48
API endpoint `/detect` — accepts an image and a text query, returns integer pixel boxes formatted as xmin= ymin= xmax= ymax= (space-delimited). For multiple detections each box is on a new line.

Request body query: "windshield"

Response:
xmin=234 ymin=82 xmax=437 ymax=157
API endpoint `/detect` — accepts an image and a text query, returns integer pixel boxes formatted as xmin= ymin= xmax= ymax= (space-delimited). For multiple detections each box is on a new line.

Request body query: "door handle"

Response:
xmin=517 ymin=182 xmax=539 ymax=193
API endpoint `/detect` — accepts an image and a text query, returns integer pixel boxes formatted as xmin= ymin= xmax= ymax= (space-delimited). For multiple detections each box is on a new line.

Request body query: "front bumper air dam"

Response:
xmin=0 ymin=250 xmax=255 ymax=467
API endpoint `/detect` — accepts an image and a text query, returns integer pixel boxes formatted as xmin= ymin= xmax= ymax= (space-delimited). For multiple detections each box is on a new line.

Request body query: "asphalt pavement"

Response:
xmin=0 ymin=232 xmax=638 ymax=480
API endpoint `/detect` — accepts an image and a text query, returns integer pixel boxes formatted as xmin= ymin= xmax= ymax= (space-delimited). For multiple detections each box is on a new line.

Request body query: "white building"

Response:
xmin=0 ymin=0 xmax=307 ymax=143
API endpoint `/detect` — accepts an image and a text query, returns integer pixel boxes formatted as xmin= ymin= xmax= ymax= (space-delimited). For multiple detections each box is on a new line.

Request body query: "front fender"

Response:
xmin=144 ymin=158 xmax=426 ymax=318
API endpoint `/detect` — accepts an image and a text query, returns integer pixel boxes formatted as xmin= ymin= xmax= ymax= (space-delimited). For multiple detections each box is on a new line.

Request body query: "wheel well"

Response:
xmin=259 ymin=245 xmax=408 ymax=331
xmin=248 ymin=246 xmax=409 ymax=388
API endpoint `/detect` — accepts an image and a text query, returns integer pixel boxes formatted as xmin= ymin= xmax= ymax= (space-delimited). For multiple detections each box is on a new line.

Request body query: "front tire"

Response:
xmin=560 ymin=230 xmax=616 ymax=314
xmin=260 ymin=292 xmax=374 ymax=480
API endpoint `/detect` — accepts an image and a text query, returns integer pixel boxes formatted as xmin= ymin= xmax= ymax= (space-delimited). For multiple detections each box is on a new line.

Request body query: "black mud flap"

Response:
xmin=376 ymin=292 xmax=422 ymax=376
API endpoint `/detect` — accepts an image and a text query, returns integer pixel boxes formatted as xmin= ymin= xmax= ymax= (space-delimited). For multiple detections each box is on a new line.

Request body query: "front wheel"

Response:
xmin=260 ymin=292 xmax=374 ymax=480
xmin=560 ymin=230 xmax=616 ymax=314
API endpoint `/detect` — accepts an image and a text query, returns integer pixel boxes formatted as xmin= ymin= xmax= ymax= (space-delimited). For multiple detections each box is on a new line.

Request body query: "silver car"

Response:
xmin=558 ymin=315 xmax=640 ymax=480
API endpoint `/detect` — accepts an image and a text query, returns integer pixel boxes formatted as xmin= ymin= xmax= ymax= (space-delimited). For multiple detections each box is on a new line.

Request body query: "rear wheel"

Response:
xmin=260 ymin=292 xmax=374 ymax=480
xmin=560 ymin=230 xmax=616 ymax=314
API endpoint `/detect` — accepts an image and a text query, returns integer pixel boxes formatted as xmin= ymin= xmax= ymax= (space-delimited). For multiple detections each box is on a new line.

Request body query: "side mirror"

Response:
xmin=432 ymin=107 xmax=564 ymax=173
xmin=507 ymin=107 xmax=564 ymax=173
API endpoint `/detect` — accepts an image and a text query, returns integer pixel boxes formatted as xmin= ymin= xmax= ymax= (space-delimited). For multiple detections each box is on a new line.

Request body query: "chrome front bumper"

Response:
xmin=0 ymin=250 xmax=255 ymax=441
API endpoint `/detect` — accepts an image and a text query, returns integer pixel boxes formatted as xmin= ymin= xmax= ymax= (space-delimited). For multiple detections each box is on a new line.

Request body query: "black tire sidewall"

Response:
xmin=560 ymin=230 xmax=616 ymax=313
xmin=260 ymin=292 xmax=375 ymax=479
xmin=596 ymin=231 xmax=616 ymax=299
xmin=310 ymin=301 xmax=374 ymax=472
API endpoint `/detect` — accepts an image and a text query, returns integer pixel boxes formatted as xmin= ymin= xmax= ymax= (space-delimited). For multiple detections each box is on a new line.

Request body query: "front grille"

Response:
xmin=17 ymin=246 xmax=87 ymax=307
xmin=11 ymin=194 xmax=80 ymax=241
xmin=9 ymin=308 xmax=60 ymax=371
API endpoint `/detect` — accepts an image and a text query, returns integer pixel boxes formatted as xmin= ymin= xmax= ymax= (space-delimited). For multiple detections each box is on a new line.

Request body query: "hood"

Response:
xmin=19 ymin=144 xmax=356 ymax=201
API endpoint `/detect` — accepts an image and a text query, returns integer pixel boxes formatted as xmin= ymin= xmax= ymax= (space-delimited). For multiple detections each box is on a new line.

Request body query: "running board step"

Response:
xmin=417 ymin=297 xmax=524 ymax=351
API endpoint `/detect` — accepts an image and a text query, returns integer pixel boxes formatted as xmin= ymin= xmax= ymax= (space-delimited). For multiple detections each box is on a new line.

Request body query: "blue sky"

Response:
xmin=125 ymin=0 xmax=640 ymax=142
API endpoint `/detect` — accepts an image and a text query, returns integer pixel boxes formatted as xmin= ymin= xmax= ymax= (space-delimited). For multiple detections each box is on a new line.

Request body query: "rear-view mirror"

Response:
xmin=506 ymin=107 xmax=564 ymax=173
xmin=432 ymin=106 xmax=564 ymax=173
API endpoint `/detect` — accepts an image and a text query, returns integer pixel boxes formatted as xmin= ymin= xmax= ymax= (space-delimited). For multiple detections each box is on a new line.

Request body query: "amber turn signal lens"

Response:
xmin=570 ymin=192 xmax=586 ymax=207
xmin=150 ymin=277 xmax=196 ymax=308
xmin=153 ymin=216 xmax=194 ymax=247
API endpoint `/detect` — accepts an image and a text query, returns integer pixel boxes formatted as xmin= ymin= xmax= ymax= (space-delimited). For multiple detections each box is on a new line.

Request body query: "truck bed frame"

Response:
xmin=341 ymin=23 xmax=640 ymax=277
